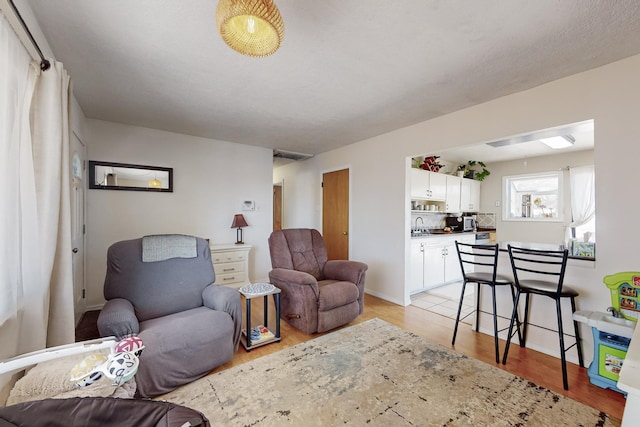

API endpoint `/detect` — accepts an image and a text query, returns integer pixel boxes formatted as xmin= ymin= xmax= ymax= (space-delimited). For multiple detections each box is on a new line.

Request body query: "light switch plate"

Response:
xmin=495 ymin=200 xmax=501 ymax=207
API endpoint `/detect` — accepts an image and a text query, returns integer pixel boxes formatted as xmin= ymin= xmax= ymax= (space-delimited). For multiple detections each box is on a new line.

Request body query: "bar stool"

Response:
xmin=502 ymin=244 xmax=585 ymax=390
xmin=452 ymin=241 xmax=521 ymax=364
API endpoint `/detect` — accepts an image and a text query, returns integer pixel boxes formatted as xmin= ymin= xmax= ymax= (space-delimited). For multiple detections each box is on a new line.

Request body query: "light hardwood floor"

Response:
xmin=215 ymin=293 xmax=626 ymax=421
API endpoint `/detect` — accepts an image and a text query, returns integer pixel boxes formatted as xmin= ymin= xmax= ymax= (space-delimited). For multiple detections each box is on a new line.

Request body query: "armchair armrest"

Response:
xmin=268 ymin=268 xmax=319 ymax=293
xmin=97 ymin=298 xmax=139 ymax=339
xmin=324 ymin=260 xmax=368 ymax=285
xmin=202 ymin=284 xmax=242 ymax=351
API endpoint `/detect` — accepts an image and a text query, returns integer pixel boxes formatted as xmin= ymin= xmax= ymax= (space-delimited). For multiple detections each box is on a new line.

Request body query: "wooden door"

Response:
xmin=273 ymin=184 xmax=283 ymax=230
xmin=322 ymin=169 xmax=349 ymax=260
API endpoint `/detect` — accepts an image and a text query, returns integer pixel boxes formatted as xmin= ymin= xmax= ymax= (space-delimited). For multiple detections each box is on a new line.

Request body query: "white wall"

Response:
xmin=85 ymin=120 xmax=273 ymax=309
xmin=275 ymin=54 xmax=640 ymax=333
xmin=480 ymin=149 xmax=595 ymax=244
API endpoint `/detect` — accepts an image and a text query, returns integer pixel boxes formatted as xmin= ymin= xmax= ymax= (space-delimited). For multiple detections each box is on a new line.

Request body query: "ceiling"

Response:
xmin=433 ymin=120 xmax=595 ymax=164
xmin=25 ymin=1 xmax=640 ymax=160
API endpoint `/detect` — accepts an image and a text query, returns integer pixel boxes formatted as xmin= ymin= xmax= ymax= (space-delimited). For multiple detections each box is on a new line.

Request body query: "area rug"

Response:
xmin=157 ymin=318 xmax=619 ymax=426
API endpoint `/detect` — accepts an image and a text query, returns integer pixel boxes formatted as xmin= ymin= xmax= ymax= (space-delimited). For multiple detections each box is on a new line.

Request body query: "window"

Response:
xmin=503 ymin=171 xmax=563 ymax=221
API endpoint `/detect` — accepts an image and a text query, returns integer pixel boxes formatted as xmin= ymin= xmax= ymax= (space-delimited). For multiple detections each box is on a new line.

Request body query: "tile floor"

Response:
xmin=411 ymin=281 xmax=476 ymax=324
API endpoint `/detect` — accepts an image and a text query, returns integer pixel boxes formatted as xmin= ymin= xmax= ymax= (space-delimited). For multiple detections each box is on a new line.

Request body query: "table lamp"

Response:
xmin=231 ymin=214 xmax=249 ymax=244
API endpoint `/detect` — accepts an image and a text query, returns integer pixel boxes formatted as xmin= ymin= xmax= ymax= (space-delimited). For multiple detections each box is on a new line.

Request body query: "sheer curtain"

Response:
xmin=566 ymin=165 xmax=596 ymax=242
xmin=1 ymin=10 xmax=74 ymax=392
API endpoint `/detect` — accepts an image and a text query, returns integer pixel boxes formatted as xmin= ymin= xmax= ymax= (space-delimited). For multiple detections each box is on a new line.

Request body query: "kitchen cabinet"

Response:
xmin=410 ymin=239 xmax=426 ymax=293
xmin=410 ymin=234 xmax=475 ymax=293
xmin=445 ymin=175 xmax=461 ymax=213
xmin=410 ymin=169 xmax=446 ymax=201
xmin=460 ymin=178 xmax=481 ymax=212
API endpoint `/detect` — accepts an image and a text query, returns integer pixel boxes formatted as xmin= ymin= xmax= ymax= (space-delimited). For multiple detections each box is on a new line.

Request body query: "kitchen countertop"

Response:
xmin=410 ymin=230 xmax=478 ymax=238
xmin=617 ymin=320 xmax=640 ymax=425
xmin=409 ymin=234 xmax=594 ymax=261
xmin=497 ymin=241 xmax=594 ymax=261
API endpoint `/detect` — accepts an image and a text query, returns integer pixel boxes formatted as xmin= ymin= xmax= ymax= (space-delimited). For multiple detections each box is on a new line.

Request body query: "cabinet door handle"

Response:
xmin=223 ymin=276 xmax=236 ymax=281
xmin=223 ymin=268 xmax=236 ymax=272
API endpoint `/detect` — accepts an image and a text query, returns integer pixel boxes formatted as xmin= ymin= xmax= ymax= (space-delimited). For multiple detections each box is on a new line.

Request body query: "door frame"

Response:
xmin=71 ymin=130 xmax=87 ymax=324
xmin=320 ymin=165 xmax=352 ymax=258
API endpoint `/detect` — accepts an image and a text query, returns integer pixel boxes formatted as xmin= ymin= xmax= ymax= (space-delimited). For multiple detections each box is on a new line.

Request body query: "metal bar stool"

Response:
xmin=452 ymin=241 xmax=521 ymax=364
xmin=502 ymin=244 xmax=585 ymax=390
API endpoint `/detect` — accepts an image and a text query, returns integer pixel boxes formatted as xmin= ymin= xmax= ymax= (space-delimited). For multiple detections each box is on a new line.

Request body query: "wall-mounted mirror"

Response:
xmin=88 ymin=161 xmax=173 ymax=192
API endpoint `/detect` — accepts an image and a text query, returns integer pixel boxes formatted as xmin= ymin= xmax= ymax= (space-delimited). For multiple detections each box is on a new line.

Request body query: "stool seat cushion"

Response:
xmin=465 ymin=272 xmax=513 ymax=285
xmin=518 ymin=279 xmax=579 ymax=297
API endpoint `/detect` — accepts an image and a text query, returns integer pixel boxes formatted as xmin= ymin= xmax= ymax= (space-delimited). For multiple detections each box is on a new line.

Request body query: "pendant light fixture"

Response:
xmin=216 ymin=0 xmax=284 ymax=57
xmin=148 ymin=174 xmax=162 ymax=188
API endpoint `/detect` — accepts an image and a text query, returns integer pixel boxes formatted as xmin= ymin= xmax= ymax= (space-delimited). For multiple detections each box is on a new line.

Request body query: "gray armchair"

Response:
xmin=268 ymin=228 xmax=368 ymax=334
xmin=97 ymin=235 xmax=241 ymax=397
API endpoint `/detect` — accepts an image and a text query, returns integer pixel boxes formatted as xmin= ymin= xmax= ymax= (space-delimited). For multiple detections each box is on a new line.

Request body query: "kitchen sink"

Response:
xmin=573 ymin=310 xmax=636 ymax=338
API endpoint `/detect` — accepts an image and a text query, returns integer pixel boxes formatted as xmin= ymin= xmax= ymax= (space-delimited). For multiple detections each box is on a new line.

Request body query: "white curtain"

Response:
xmin=0 ymin=10 xmax=37 ymax=360
xmin=30 ymin=60 xmax=75 ymax=347
xmin=0 ymin=11 xmax=74 ymax=392
xmin=566 ymin=165 xmax=595 ymax=241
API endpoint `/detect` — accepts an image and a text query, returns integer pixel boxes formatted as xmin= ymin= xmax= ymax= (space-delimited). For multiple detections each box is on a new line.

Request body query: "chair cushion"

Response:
xmin=103 ymin=237 xmax=215 ymax=321
xmin=518 ymin=279 xmax=579 ymax=297
xmin=317 ymin=280 xmax=359 ymax=311
xmin=136 ymin=307 xmax=234 ymax=397
xmin=268 ymin=229 xmax=328 ymax=280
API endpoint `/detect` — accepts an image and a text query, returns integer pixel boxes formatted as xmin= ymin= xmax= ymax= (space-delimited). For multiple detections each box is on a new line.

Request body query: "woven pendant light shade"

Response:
xmin=216 ymin=0 xmax=284 ymax=57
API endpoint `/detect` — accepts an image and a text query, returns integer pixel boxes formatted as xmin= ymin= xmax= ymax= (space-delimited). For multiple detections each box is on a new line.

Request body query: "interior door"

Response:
xmin=322 ymin=168 xmax=349 ymax=260
xmin=273 ymin=183 xmax=283 ymax=230
xmin=71 ymin=132 xmax=86 ymax=324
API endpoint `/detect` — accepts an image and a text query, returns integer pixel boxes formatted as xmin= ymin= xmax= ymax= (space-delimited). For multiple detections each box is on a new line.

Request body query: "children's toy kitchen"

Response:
xmin=574 ymin=272 xmax=640 ymax=427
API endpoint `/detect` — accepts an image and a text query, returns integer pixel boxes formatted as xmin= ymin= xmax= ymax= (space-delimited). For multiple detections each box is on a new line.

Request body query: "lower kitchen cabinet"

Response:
xmin=410 ymin=235 xmax=475 ymax=294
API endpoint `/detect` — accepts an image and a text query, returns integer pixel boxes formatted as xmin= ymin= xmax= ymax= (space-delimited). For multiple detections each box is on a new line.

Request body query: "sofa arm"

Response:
xmin=268 ymin=268 xmax=319 ymax=294
xmin=324 ymin=260 xmax=368 ymax=285
xmin=202 ymin=284 xmax=242 ymax=351
xmin=97 ymin=298 xmax=139 ymax=339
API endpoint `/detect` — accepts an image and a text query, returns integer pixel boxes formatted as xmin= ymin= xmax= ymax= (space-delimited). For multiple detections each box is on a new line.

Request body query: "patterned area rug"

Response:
xmin=157 ymin=318 xmax=619 ymax=426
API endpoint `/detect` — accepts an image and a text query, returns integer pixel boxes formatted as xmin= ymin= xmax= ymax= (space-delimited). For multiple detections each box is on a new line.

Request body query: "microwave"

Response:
xmin=445 ymin=216 xmax=475 ymax=232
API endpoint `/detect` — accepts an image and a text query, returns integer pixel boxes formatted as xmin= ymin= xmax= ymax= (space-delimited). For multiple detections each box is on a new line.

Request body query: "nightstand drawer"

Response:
xmin=213 ymin=261 xmax=244 ymax=275
xmin=216 ymin=271 xmax=246 ymax=285
xmin=212 ymin=252 xmax=246 ymax=264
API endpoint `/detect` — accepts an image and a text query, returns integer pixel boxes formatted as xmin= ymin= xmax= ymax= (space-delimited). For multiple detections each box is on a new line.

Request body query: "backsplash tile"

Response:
xmin=411 ymin=213 xmax=447 ymax=231
xmin=476 ymin=212 xmax=496 ymax=228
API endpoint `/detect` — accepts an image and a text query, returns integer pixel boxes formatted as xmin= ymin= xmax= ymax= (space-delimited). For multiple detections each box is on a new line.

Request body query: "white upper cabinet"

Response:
xmin=410 ymin=169 xmax=446 ymax=201
xmin=429 ymin=172 xmax=447 ymax=200
xmin=460 ymin=178 xmax=481 ymax=212
xmin=445 ymin=175 xmax=461 ymax=213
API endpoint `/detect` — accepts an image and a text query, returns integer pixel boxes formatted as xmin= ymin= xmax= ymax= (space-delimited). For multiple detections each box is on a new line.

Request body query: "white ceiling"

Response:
xmin=25 ymin=1 xmax=640 ymax=160
xmin=434 ymin=120 xmax=595 ymax=164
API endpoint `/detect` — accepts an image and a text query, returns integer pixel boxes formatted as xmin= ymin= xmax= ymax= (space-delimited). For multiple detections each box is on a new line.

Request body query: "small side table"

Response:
xmin=239 ymin=284 xmax=281 ymax=351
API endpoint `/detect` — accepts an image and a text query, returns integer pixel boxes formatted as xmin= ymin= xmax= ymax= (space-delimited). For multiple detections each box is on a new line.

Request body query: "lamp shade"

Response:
xmin=216 ymin=0 xmax=284 ymax=57
xmin=231 ymin=214 xmax=249 ymax=228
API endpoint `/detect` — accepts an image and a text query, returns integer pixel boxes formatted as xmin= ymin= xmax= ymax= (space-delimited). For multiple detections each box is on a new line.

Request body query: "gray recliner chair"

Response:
xmin=97 ymin=235 xmax=241 ymax=398
xmin=268 ymin=228 xmax=368 ymax=334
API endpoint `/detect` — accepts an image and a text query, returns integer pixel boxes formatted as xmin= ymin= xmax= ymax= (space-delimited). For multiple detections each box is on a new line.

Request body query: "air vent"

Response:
xmin=273 ymin=149 xmax=314 ymax=161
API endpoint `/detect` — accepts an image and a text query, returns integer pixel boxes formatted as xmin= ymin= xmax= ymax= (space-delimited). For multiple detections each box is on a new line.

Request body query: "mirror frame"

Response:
xmin=88 ymin=161 xmax=173 ymax=192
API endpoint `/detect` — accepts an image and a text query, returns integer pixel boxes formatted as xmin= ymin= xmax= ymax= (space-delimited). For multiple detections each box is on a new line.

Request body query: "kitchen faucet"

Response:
xmin=607 ymin=306 xmax=622 ymax=318
xmin=414 ymin=216 xmax=423 ymax=229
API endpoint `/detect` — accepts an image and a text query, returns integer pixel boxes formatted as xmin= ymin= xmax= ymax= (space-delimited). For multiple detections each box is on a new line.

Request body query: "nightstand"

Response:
xmin=209 ymin=243 xmax=252 ymax=288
